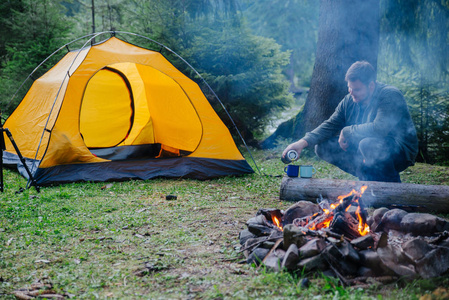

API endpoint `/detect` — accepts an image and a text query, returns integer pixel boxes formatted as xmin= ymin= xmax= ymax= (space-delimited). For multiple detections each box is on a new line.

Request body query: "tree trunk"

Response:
xmin=262 ymin=0 xmax=380 ymax=147
xmin=280 ymin=177 xmax=449 ymax=213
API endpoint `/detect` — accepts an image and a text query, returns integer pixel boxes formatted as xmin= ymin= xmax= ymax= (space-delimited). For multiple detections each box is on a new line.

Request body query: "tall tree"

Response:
xmin=262 ymin=0 xmax=380 ymax=148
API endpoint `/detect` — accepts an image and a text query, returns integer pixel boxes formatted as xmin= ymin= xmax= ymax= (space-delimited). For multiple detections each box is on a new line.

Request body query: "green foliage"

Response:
xmin=406 ymin=80 xmax=449 ymax=164
xmin=380 ymin=0 xmax=449 ymax=78
xmin=242 ymin=0 xmax=319 ymax=87
xmin=185 ymin=23 xmax=294 ymax=139
xmin=0 ymin=0 xmax=73 ymax=113
xmin=0 ymin=1 xmax=23 ymax=60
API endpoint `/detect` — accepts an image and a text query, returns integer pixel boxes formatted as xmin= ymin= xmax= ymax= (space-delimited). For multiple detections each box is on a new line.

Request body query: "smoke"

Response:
xmin=378 ymin=0 xmax=449 ymax=163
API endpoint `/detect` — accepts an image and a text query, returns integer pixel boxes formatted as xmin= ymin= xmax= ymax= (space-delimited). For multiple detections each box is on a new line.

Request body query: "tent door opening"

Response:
xmin=80 ymin=67 xmax=134 ymax=149
xmin=79 ymin=66 xmax=161 ymax=160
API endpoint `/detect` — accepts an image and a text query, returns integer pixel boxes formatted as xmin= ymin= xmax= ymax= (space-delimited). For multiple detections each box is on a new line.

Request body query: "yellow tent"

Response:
xmin=3 ymin=35 xmax=253 ymax=186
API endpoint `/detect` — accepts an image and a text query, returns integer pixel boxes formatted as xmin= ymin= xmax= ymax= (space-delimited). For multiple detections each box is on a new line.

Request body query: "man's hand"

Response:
xmin=282 ymin=139 xmax=309 ymax=160
xmin=338 ymin=131 xmax=349 ymax=151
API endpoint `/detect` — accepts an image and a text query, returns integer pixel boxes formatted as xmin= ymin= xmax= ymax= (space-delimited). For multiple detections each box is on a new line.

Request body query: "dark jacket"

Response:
xmin=303 ymin=82 xmax=419 ymax=166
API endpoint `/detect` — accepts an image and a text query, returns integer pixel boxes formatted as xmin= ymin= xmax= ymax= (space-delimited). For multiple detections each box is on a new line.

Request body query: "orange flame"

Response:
xmin=360 ymin=185 xmax=368 ymax=193
xmin=318 ymin=216 xmax=333 ymax=229
xmin=334 ymin=185 xmax=368 ymax=213
xmin=356 ymin=206 xmax=370 ymax=236
xmin=301 ymin=185 xmax=370 ymax=236
xmin=272 ymin=216 xmax=283 ymax=231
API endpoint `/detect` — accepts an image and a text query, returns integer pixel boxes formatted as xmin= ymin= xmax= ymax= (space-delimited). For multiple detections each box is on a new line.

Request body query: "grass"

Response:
xmin=1 ymin=148 xmax=448 ymax=299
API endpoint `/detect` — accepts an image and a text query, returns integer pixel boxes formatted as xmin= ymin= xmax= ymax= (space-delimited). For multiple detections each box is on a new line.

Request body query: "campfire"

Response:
xmin=287 ymin=185 xmax=370 ymax=239
xmin=239 ymin=186 xmax=449 ymax=286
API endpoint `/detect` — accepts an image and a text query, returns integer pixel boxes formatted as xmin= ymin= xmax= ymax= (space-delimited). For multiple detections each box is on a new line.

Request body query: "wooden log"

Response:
xmin=280 ymin=177 xmax=449 ymax=213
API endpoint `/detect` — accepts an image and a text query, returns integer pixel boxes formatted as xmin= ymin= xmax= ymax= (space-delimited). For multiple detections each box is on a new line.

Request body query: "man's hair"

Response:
xmin=345 ymin=61 xmax=376 ymax=85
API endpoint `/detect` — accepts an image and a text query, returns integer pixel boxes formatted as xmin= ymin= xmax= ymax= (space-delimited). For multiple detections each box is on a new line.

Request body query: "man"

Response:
xmin=282 ymin=61 xmax=418 ymax=182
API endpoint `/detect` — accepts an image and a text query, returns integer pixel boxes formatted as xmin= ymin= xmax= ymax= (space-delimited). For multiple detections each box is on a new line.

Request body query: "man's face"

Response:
xmin=347 ymin=80 xmax=373 ymax=105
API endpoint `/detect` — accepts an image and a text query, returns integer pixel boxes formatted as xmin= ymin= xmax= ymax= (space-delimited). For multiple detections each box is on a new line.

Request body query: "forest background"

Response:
xmin=0 ymin=0 xmax=448 ymax=165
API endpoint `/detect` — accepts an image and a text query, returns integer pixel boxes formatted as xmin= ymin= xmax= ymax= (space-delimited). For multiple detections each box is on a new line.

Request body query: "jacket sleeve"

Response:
xmin=303 ymin=98 xmax=347 ymax=147
xmin=342 ymin=88 xmax=405 ymax=143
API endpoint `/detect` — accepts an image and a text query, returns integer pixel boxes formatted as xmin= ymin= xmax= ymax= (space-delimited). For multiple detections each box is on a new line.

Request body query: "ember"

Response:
xmin=239 ymin=188 xmax=449 ymax=286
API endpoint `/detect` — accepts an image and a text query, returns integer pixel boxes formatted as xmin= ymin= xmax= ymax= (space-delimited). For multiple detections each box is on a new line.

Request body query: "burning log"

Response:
xmin=280 ymin=177 xmax=449 ymax=213
xmin=305 ymin=213 xmax=333 ymax=231
xmin=330 ymin=212 xmax=363 ymax=240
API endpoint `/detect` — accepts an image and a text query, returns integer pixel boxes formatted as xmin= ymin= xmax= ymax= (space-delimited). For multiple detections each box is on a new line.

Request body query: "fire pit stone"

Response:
xmin=373 ymin=207 xmax=389 ymax=224
xmin=323 ymin=243 xmax=360 ymax=275
xmin=377 ymin=244 xmax=417 ymax=278
xmin=402 ymin=238 xmax=433 ymax=261
xmin=376 ymin=208 xmax=408 ymax=232
xmin=350 ymin=234 xmax=374 ymax=250
xmin=337 ymin=240 xmax=361 ymax=264
xmin=247 ymin=223 xmax=273 ymax=236
xmin=415 ymin=246 xmax=449 ymax=279
xmin=299 ymin=238 xmax=327 ymax=258
xmin=441 ymin=237 xmax=449 ymax=248
xmin=283 ymin=224 xmax=308 ymax=250
xmin=246 ymin=214 xmax=268 ymax=226
xmin=283 ymin=201 xmax=321 ymax=224
xmin=263 ymin=248 xmax=286 ymax=271
xmin=400 ymin=213 xmax=449 ymax=236
xmin=358 ymin=249 xmax=385 ymax=273
xmin=281 ymin=244 xmax=300 ymax=271
xmin=297 ymin=253 xmax=328 ymax=272
xmin=246 ymin=247 xmax=270 ymax=265
xmin=239 ymin=187 xmax=449 ymax=284
xmin=238 ymin=229 xmax=255 ymax=245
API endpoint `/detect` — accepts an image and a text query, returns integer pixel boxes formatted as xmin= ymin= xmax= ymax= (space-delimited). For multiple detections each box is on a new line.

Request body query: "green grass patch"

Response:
xmin=1 ymin=150 xmax=448 ymax=299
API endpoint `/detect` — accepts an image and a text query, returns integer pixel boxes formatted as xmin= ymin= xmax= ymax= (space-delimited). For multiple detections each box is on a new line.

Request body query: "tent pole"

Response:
xmin=91 ymin=0 xmax=96 ymax=45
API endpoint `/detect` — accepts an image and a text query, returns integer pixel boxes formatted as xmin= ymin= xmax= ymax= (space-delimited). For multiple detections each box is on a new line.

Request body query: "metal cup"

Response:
xmin=300 ymin=165 xmax=316 ymax=178
xmin=284 ymin=164 xmax=299 ymax=177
